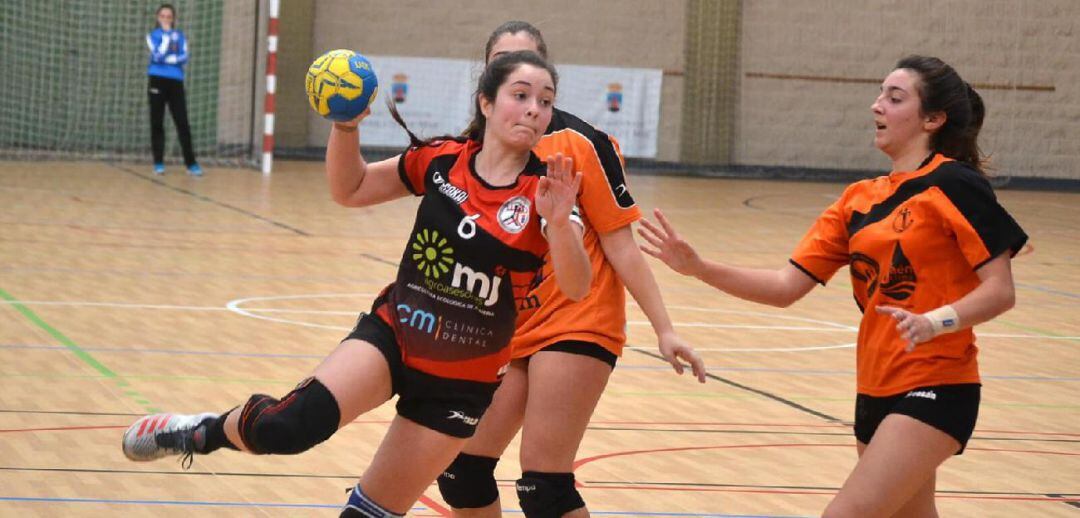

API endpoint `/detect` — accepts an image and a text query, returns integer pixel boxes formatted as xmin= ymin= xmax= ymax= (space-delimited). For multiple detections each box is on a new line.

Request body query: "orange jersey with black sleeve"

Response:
xmin=510 ymin=108 xmax=642 ymax=359
xmin=372 ymin=138 xmax=549 ymax=383
xmin=790 ymin=154 xmax=1027 ymax=396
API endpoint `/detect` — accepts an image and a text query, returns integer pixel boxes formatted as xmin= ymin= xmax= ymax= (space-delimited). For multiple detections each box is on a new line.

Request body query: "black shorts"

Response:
xmin=532 ymin=340 xmax=618 ymax=369
xmin=344 ymin=312 xmax=499 ymax=439
xmin=854 ymin=383 xmax=980 ymax=454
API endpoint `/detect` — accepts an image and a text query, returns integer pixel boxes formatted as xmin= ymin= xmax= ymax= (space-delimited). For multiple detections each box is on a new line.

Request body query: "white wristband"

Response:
xmin=925 ymin=305 xmax=960 ymax=336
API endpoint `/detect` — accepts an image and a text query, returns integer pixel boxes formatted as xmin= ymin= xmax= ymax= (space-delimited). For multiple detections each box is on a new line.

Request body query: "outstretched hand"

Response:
xmin=637 ymin=208 xmax=704 ymax=277
xmin=658 ymin=332 xmax=707 ymax=383
xmin=875 ymin=305 xmax=934 ymax=352
xmin=536 ymin=153 xmax=582 ymax=223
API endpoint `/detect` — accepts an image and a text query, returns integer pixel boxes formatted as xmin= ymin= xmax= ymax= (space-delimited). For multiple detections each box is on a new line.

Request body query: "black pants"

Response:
xmin=148 ymin=76 xmax=197 ymax=167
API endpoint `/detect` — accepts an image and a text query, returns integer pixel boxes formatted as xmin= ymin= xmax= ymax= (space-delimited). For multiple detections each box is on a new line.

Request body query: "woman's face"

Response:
xmin=157 ymin=8 xmax=175 ymax=29
xmin=487 ymin=32 xmax=540 ymax=64
xmin=479 ymin=64 xmax=555 ymax=151
xmin=871 ymin=68 xmax=931 ymax=158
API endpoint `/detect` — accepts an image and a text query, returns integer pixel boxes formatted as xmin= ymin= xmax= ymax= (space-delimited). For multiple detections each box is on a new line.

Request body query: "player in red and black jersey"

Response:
xmin=121 ymin=51 xmax=592 ymax=517
xmin=640 ymin=56 xmax=1025 ymax=517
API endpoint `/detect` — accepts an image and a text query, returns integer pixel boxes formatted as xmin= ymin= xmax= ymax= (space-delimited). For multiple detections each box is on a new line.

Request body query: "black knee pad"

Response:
xmin=516 ymin=471 xmax=585 ymax=518
xmin=437 ymin=453 xmax=500 ymax=509
xmin=237 ymin=377 xmax=340 ymax=454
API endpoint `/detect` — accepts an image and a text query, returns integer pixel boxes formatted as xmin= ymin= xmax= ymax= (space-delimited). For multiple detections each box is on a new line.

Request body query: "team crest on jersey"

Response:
xmin=892 ymin=207 xmax=914 ymax=233
xmin=497 ymin=196 xmax=531 ymax=234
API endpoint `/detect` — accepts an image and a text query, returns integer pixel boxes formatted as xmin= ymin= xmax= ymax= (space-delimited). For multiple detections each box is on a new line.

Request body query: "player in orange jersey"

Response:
xmin=639 ymin=55 xmax=1026 ymax=517
xmin=437 ymin=22 xmax=706 ymax=518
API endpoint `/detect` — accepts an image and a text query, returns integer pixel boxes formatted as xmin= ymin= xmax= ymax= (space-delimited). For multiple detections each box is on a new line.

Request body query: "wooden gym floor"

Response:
xmin=1 ymin=160 xmax=1077 ymax=517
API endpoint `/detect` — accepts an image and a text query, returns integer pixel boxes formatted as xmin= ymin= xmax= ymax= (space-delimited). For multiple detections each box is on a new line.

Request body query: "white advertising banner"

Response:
xmin=553 ymin=64 xmax=663 ymax=159
xmin=360 ymin=56 xmax=476 ymax=148
xmin=362 ymin=56 xmax=662 ymax=158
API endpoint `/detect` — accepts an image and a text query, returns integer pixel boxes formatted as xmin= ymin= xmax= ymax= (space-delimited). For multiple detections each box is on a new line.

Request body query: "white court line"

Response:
xmin=629 ymin=321 xmax=854 ymax=332
xmin=625 ymin=343 xmax=857 ymax=353
xmin=224 ymin=293 xmax=375 ymax=331
xmin=3 ymin=298 xmax=1077 ymax=342
xmin=652 ymin=304 xmax=859 ymax=330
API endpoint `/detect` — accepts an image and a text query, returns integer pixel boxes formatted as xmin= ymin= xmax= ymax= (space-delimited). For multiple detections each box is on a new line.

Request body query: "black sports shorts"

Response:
xmin=531 ymin=339 xmax=618 ymax=369
xmin=344 ymin=312 xmax=499 ymax=439
xmin=854 ymin=383 xmax=980 ymax=454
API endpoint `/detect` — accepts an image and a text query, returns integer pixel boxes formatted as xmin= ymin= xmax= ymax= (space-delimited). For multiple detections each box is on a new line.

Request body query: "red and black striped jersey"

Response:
xmin=372 ymin=139 xmax=548 ymax=383
xmin=791 ymin=154 xmax=1027 ymax=396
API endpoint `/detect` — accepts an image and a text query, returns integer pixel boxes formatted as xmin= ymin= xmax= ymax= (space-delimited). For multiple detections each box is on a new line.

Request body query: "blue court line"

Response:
xmin=0 ymin=496 xmax=341 ymax=509
xmin=0 ymin=496 xmax=808 ymax=517
xmin=1016 ymin=282 xmax=1080 ymax=299
xmin=506 ymin=512 xmax=811 ymax=518
xmin=4 ymin=344 xmax=1079 ymax=382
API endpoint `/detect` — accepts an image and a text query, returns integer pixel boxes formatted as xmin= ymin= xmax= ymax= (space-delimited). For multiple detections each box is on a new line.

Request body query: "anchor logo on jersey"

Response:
xmin=892 ymin=206 xmax=914 ymax=233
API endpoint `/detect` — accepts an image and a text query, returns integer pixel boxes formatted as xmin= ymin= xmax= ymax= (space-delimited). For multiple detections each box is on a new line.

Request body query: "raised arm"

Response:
xmin=146 ymin=31 xmax=169 ymax=63
xmin=536 ymin=154 xmax=591 ymax=300
xmin=639 ymin=208 xmax=817 ymax=308
xmin=325 ymin=114 xmax=410 ymax=208
xmin=599 ymin=225 xmax=707 ymax=382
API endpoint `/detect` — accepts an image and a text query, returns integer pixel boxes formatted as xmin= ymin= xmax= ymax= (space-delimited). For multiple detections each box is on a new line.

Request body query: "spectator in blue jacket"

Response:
xmin=146 ymin=3 xmax=201 ymax=176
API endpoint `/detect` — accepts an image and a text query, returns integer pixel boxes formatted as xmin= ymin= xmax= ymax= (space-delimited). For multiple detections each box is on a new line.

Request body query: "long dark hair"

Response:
xmin=895 ymin=55 xmax=986 ymax=174
xmin=483 ymin=21 xmax=548 ymax=64
xmin=154 ymin=4 xmax=176 ymax=29
xmin=389 ymin=51 xmax=558 ymax=148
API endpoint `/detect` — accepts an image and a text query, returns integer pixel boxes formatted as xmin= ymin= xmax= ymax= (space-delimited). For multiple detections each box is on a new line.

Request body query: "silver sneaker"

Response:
xmin=122 ymin=412 xmax=217 ymax=467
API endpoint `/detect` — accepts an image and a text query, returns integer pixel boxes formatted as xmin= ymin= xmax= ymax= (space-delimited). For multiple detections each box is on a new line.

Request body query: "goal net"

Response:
xmin=0 ymin=0 xmax=260 ymax=167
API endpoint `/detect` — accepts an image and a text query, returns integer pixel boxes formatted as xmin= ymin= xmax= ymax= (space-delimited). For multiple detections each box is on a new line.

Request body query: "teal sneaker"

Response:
xmin=187 ymin=164 xmax=203 ymax=177
xmin=153 ymin=163 xmax=165 ymax=175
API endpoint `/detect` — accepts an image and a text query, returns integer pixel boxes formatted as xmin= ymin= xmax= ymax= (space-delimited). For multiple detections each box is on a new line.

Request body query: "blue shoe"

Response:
xmin=153 ymin=163 xmax=165 ymax=175
xmin=186 ymin=164 xmax=203 ymax=177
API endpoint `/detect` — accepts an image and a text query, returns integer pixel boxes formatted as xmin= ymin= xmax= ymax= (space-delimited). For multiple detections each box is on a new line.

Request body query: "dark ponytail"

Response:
xmin=386 ymin=97 xmax=465 ymax=149
xmin=391 ymin=51 xmax=557 ymax=148
xmin=895 ymin=55 xmax=986 ymax=174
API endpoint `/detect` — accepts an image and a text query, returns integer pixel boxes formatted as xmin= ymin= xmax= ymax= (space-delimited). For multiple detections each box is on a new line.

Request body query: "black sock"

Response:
xmin=194 ymin=410 xmax=239 ymax=453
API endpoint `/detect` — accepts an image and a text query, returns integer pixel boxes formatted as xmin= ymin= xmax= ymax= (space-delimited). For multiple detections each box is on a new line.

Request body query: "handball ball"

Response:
xmin=305 ymin=49 xmax=379 ymax=122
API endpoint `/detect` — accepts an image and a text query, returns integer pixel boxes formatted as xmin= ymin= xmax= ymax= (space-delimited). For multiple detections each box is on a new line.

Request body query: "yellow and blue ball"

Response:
xmin=305 ymin=49 xmax=379 ymax=122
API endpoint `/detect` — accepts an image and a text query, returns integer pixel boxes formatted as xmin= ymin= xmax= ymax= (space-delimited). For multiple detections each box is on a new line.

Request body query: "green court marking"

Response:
xmin=0 ymin=287 xmax=157 ymax=412
xmin=1 ymin=372 xmax=295 ymax=386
